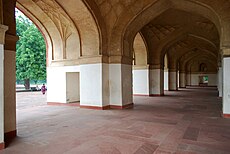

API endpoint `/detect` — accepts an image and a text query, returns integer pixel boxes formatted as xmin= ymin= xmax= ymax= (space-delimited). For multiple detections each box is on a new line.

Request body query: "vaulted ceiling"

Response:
xmin=16 ymin=0 xmax=230 ymax=70
xmin=140 ymin=9 xmax=219 ymax=70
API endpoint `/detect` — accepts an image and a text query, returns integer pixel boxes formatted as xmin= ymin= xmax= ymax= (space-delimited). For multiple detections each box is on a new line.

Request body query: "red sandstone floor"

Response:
xmin=1 ymin=87 xmax=230 ymax=154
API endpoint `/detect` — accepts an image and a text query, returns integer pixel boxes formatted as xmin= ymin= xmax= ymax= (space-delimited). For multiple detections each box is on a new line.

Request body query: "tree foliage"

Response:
xmin=16 ymin=10 xmax=46 ymax=87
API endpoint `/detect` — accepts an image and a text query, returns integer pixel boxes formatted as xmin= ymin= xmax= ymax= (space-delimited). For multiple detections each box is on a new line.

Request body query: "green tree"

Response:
xmin=16 ymin=11 xmax=46 ymax=89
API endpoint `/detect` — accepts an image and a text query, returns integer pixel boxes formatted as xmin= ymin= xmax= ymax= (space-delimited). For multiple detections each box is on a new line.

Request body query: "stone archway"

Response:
xmin=16 ymin=0 xmax=103 ymax=106
xmin=132 ymin=32 xmax=149 ymax=96
xmin=2 ymin=0 xmax=105 ymax=148
xmin=164 ymin=54 xmax=169 ymax=90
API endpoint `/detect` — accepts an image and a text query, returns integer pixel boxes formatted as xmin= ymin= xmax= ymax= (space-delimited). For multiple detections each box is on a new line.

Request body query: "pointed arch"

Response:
xmin=108 ymin=0 xmax=224 ymax=64
xmin=17 ymin=0 xmax=104 ymax=66
xmin=133 ymin=32 xmax=148 ymax=66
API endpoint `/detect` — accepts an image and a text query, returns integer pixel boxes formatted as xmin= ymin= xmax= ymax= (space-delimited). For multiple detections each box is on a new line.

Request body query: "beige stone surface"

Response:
xmin=0 ymin=25 xmax=7 ymax=44
xmin=133 ymin=33 xmax=147 ymax=66
xmin=15 ymin=0 xmax=230 ymax=66
xmin=2 ymin=0 xmax=230 ymax=148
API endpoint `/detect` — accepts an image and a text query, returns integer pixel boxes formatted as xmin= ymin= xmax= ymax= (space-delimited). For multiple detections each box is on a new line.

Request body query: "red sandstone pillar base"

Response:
xmin=0 ymin=142 xmax=5 ymax=150
xmin=80 ymin=103 xmax=134 ymax=110
xmin=223 ymin=114 xmax=230 ymax=118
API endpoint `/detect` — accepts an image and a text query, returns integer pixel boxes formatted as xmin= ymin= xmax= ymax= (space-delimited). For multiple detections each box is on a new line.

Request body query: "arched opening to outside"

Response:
xmin=164 ymin=54 xmax=169 ymax=90
xmin=16 ymin=8 xmax=46 ymax=92
xmin=16 ymin=0 xmax=102 ymax=107
xmin=132 ymin=32 xmax=149 ymax=97
xmin=15 ymin=8 xmax=49 ymax=134
xmin=1 ymin=0 xmax=230 ymax=153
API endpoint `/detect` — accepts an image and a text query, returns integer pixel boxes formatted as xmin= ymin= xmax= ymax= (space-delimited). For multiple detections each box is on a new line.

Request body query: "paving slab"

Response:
xmin=1 ymin=87 xmax=230 ymax=154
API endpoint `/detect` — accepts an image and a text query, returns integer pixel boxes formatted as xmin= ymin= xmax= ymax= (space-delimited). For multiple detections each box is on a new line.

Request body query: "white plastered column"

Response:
xmin=80 ymin=63 xmax=110 ymax=108
xmin=186 ymin=73 xmax=191 ymax=86
xmin=76 ymin=62 xmax=133 ymax=109
xmin=0 ymin=25 xmax=8 ymax=149
xmin=218 ymin=67 xmax=223 ymax=97
xmin=0 ymin=44 xmax=4 ymax=149
xmin=133 ymin=67 xmax=150 ymax=96
xmin=164 ymin=68 xmax=169 ymax=90
xmin=179 ymin=72 xmax=186 ymax=88
xmin=169 ymin=69 xmax=178 ymax=91
xmin=223 ymin=56 xmax=230 ymax=116
xmin=149 ymin=68 xmax=164 ymax=96
xmin=110 ymin=64 xmax=133 ymax=107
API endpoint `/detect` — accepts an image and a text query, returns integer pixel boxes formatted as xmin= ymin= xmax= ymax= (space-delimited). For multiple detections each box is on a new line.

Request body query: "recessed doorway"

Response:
xmin=66 ymin=72 xmax=80 ymax=103
xmin=199 ymin=76 xmax=208 ymax=86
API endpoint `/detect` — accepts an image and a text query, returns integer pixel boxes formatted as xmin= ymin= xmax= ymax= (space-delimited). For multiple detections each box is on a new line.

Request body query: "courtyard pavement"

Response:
xmin=1 ymin=87 xmax=230 ymax=154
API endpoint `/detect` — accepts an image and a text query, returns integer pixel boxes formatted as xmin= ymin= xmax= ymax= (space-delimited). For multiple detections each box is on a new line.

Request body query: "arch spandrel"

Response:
xmin=16 ymin=0 xmax=230 ymax=63
xmin=16 ymin=1 xmax=58 ymax=65
xmin=222 ymin=21 xmax=230 ymax=48
xmin=17 ymin=0 xmax=104 ymax=66
xmin=105 ymin=0 xmax=227 ymax=64
xmin=56 ymin=0 xmax=100 ymax=57
xmin=0 ymin=0 xmax=2 ymax=24
xmin=160 ymin=30 xmax=219 ymax=70
xmin=168 ymin=35 xmax=218 ymax=57
xmin=193 ymin=0 xmax=230 ymax=48
xmin=179 ymin=50 xmax=217 ymax=72
xmin=33 ymin=0 xmax=82 ymax=60
xmin=186 ymin=56 xmax=217 ymax=73
xmin=110 ymin=0 xmax=171 ymax=61
xmin=17 ymin=0 xmax=75 ymax=63
xmin=137 ymin=8 xmax=220 ymax=68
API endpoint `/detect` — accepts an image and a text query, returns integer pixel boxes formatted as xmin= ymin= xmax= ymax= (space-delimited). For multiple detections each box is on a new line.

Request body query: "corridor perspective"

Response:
xmin=1 ymin=87 xmax=230 ymax=154
xmin=1 ymin=0 xmax=230 ymax=153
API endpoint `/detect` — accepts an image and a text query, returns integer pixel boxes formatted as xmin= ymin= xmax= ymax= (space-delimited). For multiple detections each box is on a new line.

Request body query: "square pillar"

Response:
xmin=164 ymin=68 xmax=169 ymax=90
xmin=66 ymin=72 xmax=80 ymax=103
xmin=47 ymin=67 xmax=67 ymax=103
xmin=80 ymin=63 xmax=110 ymax=109
xmin=169 ymin=69 xmax=178 ymax=91
xmin=223 ymin=57 xmax=230 ymax=117
xmin=0 ymin=44 xmax=4 ymax=149
xmin=149 ymin=68 xmax=164 ymax=96
xmin=133 ymin=66 xmax=150 ymax=96
xmin=186 ymin=73 xmax=191 ymax=86
xmin=218 ymin=67 xmax=223 ymax=97
xmin=0 ymin=25 xmax=8 ymax=150
xmin=110 ymin=64 xmax=133 ymax=108
xmin=179 ymin=72 xmax=186 ymax=88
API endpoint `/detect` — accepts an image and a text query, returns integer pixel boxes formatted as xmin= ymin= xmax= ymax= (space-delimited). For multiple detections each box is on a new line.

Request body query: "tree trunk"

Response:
xmin=24 ymin=79 xmax=30 ymax=90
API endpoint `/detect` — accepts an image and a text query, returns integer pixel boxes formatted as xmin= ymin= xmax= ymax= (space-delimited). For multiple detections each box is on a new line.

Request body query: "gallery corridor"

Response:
xmin=1 ymin=87 xmax=230 ymax=154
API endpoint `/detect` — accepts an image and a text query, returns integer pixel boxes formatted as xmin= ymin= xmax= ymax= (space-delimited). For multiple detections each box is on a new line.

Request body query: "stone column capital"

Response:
xmin=109 ymin=55 xmax=132 ymax=65
xmin=133 ymin=65 xmax=149 ymax=70
xmin=149 ymin=64 xmax=163 ymax=70
xmin=169 ymin=68 xmax=177 ymax=72
xmin=218 ymin=67 xmax=222 ymax=70
xmin=78 ymin=55 xmax=134 ymax=65
xmin=179 ymin=70 xmax=186 ymax=73
xmin=221 ymin=46 xmax=230 ymax=57
xmin=79 ymin=55 xmax=109 ymax=64
xmin=0 ymin=24 xmax=8 ymax=44
xmin=218 ymin=61 xmax=222 ymax=67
